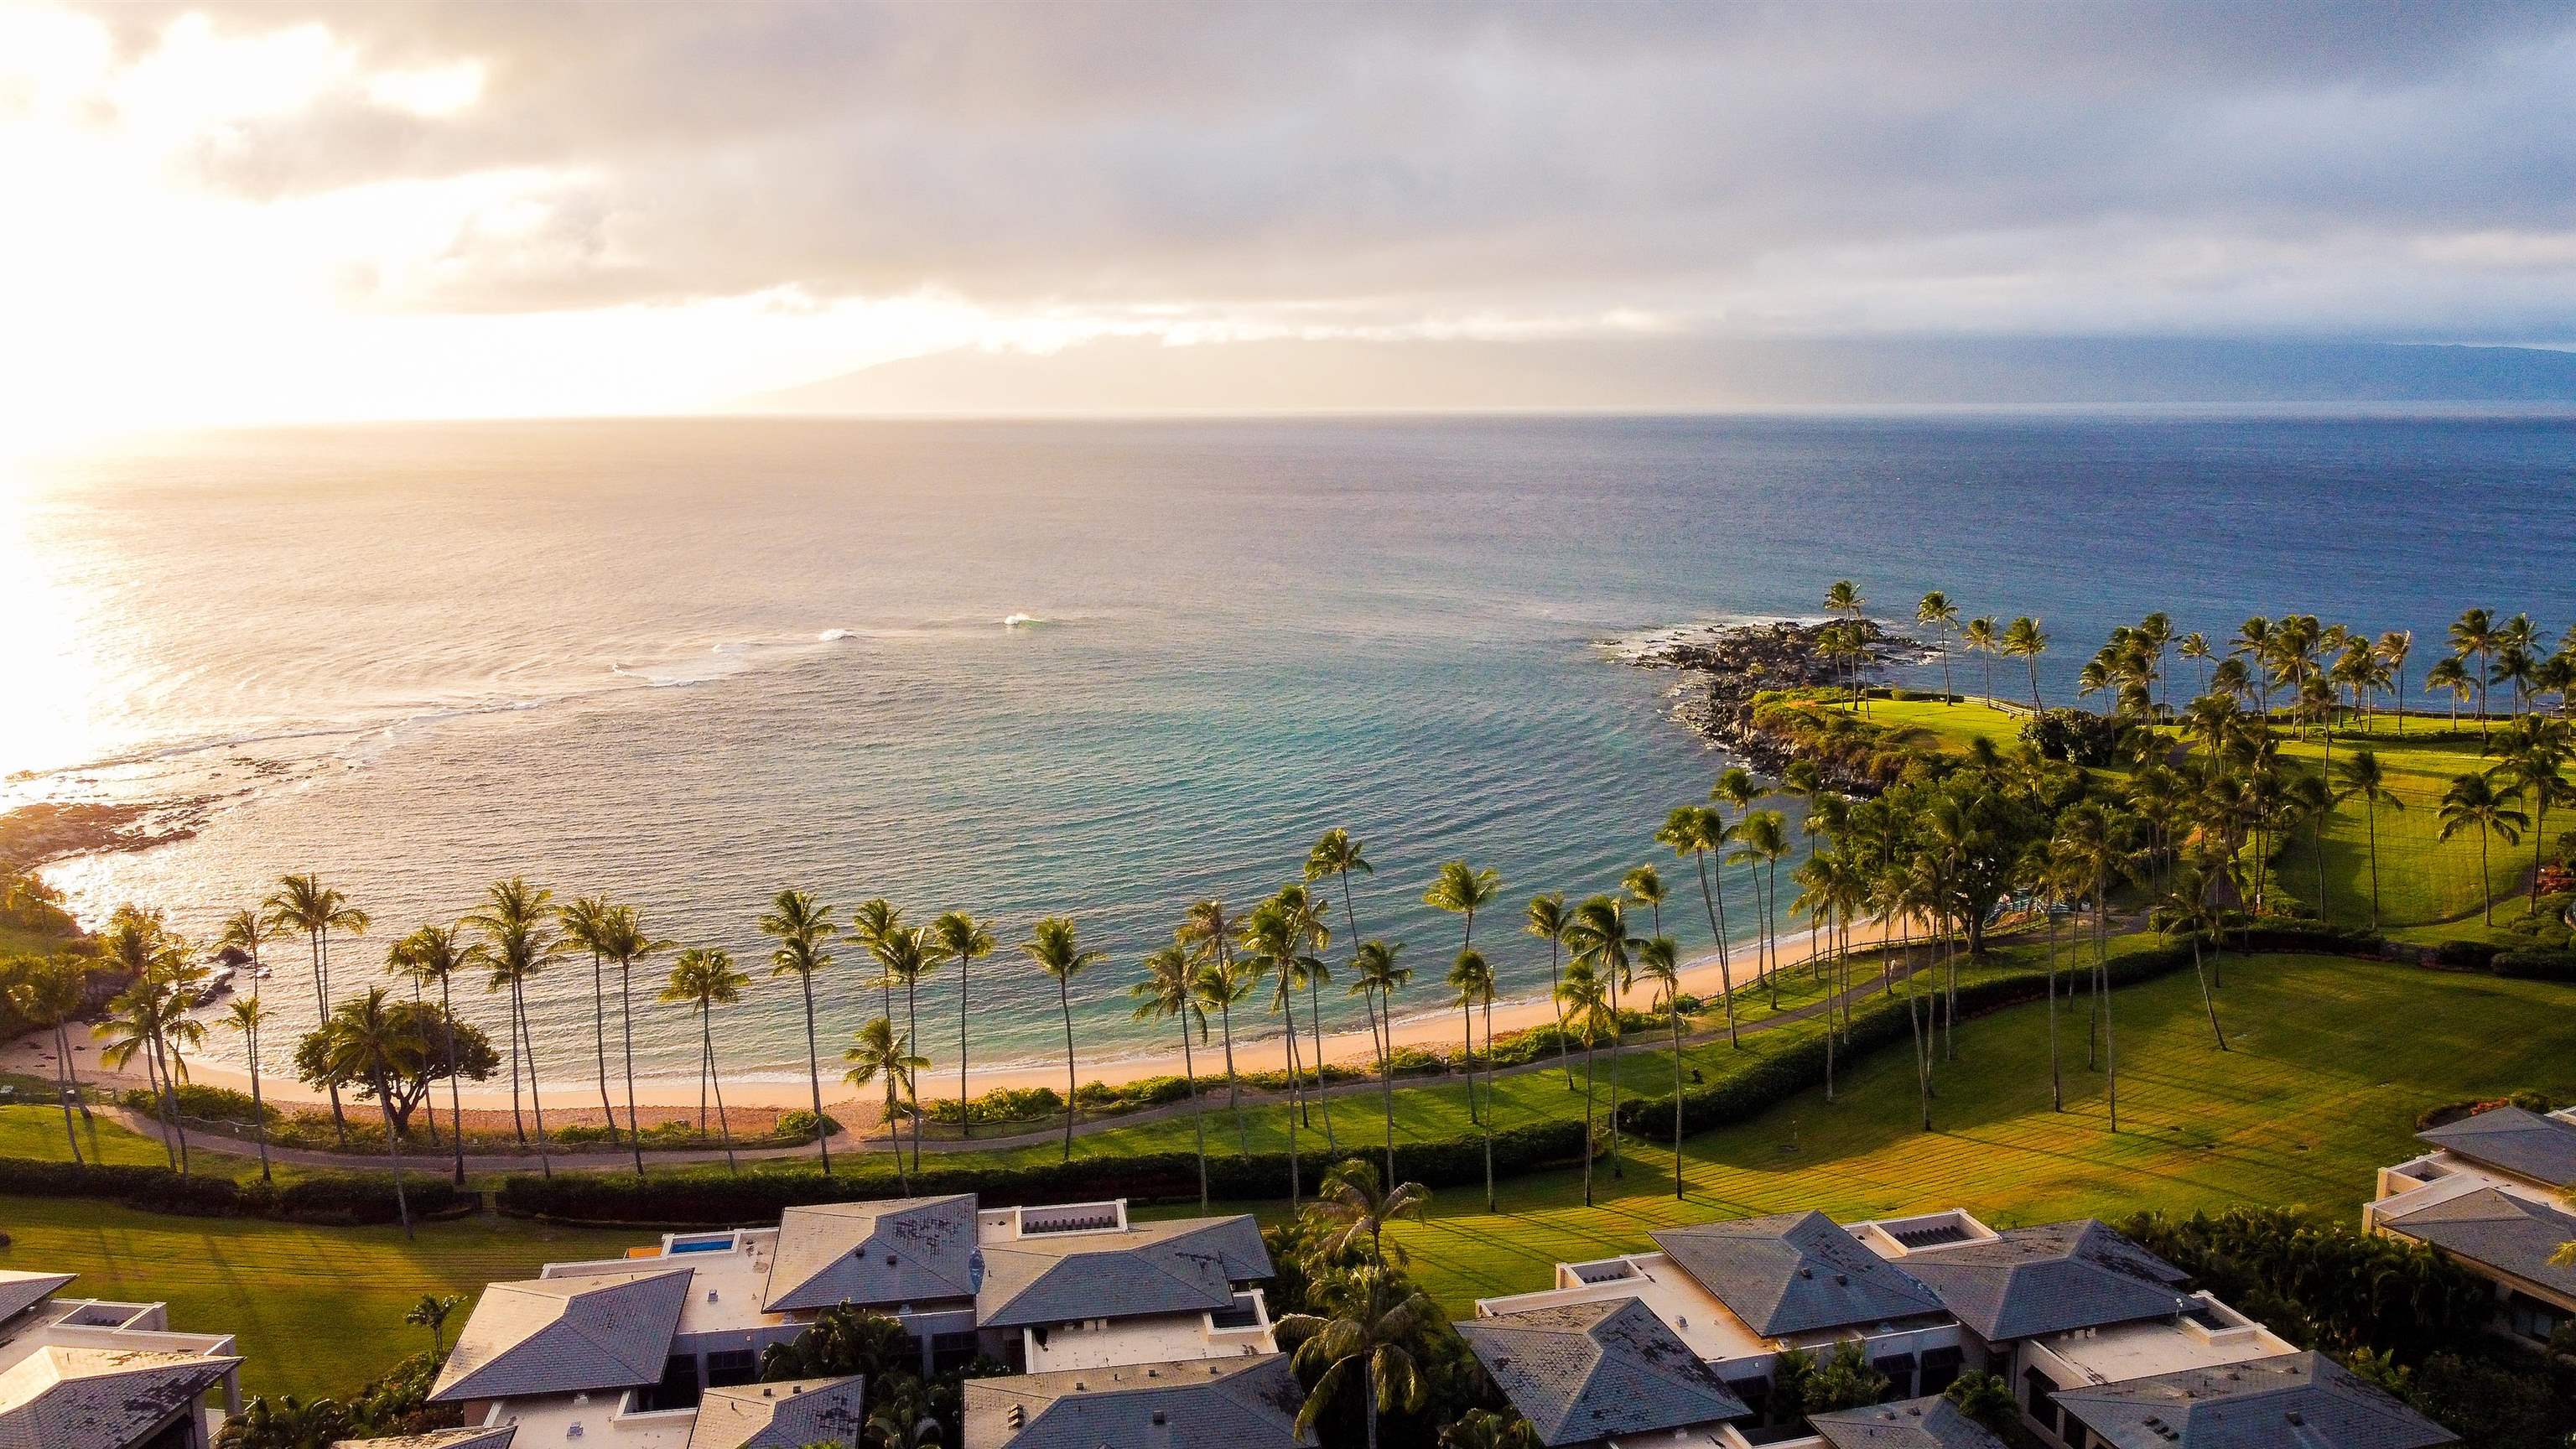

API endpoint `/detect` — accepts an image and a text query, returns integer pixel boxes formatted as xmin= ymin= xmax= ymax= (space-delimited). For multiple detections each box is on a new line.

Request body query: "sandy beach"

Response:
xmin=5 ymin=918 xmax=1896 ymax=1120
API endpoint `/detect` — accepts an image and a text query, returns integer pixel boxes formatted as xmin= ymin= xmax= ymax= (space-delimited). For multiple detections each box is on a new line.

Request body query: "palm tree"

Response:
xmin=2451 ymin=607 xmax=2498 ymax=749
xmin=1021 ymin=916 xmax=1103 ymax=1163
xmin=927 ymin=911 xmax=995 ymax=1140
xmin=2002 ymin=616 xmax=2049 ymax=712
xmin=872 ymin=925 xmax=937 ymax=1173
xmin=758 ymin=889 xmax=839 ymax=1175
xmin=323 ymin=986 xmax=426 ymax=1238
xmin=1961 ymin=616 xmax=1999 ymax=700
xmin=2178 ymin=631 xmax=2212 ymax=699
xmin=1420 ymin=861 xmax=1498 ymax=1120
xmin=1621 ymin=863 xmax=1666 ymax=937
xmin=1348 ymin=938 xmax=1410 ymax=1186
xmin=387 ymin=924 xmax=471 ymax=1184
xmin=1554 ymin=959 xmax=1611 ymax=1207
xmin=1247 ymin=901 xmax=1320 ymax=1199
xmin=404 ymin=1294 xmax=464 ymax=1358
xmin=1446 ymin=946 xmax=1498 ymax=1211
xmin=1276 ymin=883 xmax=1339 ymax=1150
xmin=1280 ymin=1262 xmax=1434 ymax=1449
xmin=1306 ymin=1156 xmax=1431 ymax=1272
xmin=2378 ymin=630 xmax=2413 ymax=735
xmin=1130 ymin=938 xmax=1211 ymax=1209
xmin=1633 ymin=936 xmax=1686 ymax=1200
xmin=261 ymin=874 xmax=369 ymax=1143
xmin=2496 ymin=719 xmax=2574 ymax=915
xmin=1729 ymin=810 xmax=1791 ymax=1004
xmin=2438 ymin=771 xmax=2528 ymax=925
xmin=9 ymin=957 xmax=91 ymax=1161
xmin=595 ymin=906 xmax=667 ymax=1179
xmin=2330 ymin=750 xmax=2405 ymax=930
xmin=2054 ymin=804 xmax=2128 ymax=1132
xmin=1306 ymin=826 xmax=1374 ymax=968
xmin=849 ymin=898 xmax=905 ymax=1021
xmin=467 ymin=877 xmax=559 ymax=1176
xmin=661 ymin=947 xmax=750 ymax=1173
xmin=217 ymin=995 xmax=276 ymax=1182
xmin=1522 ymin=893 xmax=1574 ymax=1083
xmin=842 ymin=1017 xmax=927 ymax=1193
xmin=1656 ymin=807 xmax=1737 ymax=1049
xmin=1561 ymin=896 xmax=1640 ymax=1181
xmin=555 ymin=895 xmax=626 ymax=1156
xmin=2148 ymin=870 xmax=2232 ymax=1051
xmin=97 ymin=978 xmax=188 ymax=1172
xmin=1917 ymin=591 xmax=1961 ymax=701
xmin=2426 ymin=655 xmax=2475 ymax=731
xmin=1180 ymin=899 xmax=1252 ymax=1148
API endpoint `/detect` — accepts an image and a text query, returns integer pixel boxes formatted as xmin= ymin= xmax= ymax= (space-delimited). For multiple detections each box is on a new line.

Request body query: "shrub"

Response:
xmin=0 ymin=1157 xmax=470 ymax=1226
xmin=2018 ymin=708 xmax=2133 ymax=766
xmin=2489 ymin=948 xmax=2576 ymax=980
xmin=2120 ymin=1206 xmax=2489 ymax=1367
xmin=770 ymin=1109 xmax=839 ymax=1141
xmin=926 ymin=1087 xmax=1061 ymax=1125
xmin=118 ymin=1083 xmax=278 ymax=1128
xmin=2430 ymin=939 xmax=2498 ymax=970
xmin=2417 ymin=1090 xmax=2556 ymax=1132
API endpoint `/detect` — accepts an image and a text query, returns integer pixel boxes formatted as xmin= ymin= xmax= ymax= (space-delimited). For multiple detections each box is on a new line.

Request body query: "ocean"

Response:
xmin=10 ymin=411 xmax=2574 ymax=1082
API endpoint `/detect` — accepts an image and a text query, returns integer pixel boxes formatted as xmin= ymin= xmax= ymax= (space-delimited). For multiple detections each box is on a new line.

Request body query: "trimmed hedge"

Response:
xmin=0 ymin=1156 xmax=471 ymax=1225
xmin=2490 ymin=948 xmax=2576 ymax=980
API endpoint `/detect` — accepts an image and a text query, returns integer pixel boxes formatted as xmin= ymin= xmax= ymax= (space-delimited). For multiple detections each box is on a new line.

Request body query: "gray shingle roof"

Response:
xmin=688 ymin=1376 xmax=867 ymax=1449
xmin=331 ymin=1429 xmax=520 ymax=1449
xmin=0 ymin=1274 xmax=74 ymax=1327
xmin=2379 ymin=1187 xmax=2576 ymax=1297
xmin=961 ymin=1355 xmax=1309 ymax=1449
xmin=428 ymin=1267 xmax=693 ymax=1404
xmin=976 ymin=1216 xmax=1272 ymax=1329
xmin=1456 ymin=1298 xmax=1751 ymax=1447
xmin=765 ymin=1196 xmax=979 ymax=1312
xmin=0 ymin=1345 xmax=240 ymax=1449
xmin=2053 ymin=1352 xmax=2456 ymax=1449
xmin=1650 ymin=1212 xmax=1947 ymax=1337
xmin=1810 ymin=1395 xmax=2011 ymax=1449
xmin=2417 ymin=1106 xmax=2576 ymax=1187
xmin=1893 ymin=1220 xmax=2191 ymax=1342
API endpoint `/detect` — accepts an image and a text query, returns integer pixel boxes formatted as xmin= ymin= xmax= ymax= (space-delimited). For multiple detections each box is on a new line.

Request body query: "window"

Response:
xmin=634 ymin=1354 xmax=700 ymax=1411
xmin=2504 ymin=1292 xmax=2564 ymax=1343
xmin=1919 ymin=1346 xmax=1964 ymax=1396
xmin=2023 ymin=1367 xmax=2059 ymax=1436
xmin=703 ymin=1348 xmax=759 ymax=1389
xmin=1872 ymin=1353 xmax=1917 ymax=1400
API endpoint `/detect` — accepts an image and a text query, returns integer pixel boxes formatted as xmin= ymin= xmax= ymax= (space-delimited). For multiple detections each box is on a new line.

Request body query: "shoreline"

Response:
xmin=3 ymin=917 xmax=1890 ymax=1121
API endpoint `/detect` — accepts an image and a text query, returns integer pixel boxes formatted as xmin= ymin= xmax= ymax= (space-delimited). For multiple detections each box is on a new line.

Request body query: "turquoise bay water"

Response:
xmin=12 ymin=413 xmax=2573 ymax=1079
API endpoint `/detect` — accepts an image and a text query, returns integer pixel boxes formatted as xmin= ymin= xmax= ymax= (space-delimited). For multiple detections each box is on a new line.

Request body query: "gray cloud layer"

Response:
xmin=101 ymin=1 xmax=2576 ymax=337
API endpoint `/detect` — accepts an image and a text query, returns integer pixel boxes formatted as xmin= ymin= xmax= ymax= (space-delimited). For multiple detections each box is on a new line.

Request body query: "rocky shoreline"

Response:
xmin=1624 ymin=618 xmax=1927 ymax=788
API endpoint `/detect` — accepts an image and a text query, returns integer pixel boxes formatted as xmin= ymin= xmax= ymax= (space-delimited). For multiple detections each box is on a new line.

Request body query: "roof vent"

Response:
xmin=886 ymin=1254 xmax=899 ymax=1267
xmin=706 ymin=1289 xmax=720 ymax=1302
xmin=1798 ymin=1268 xmax=1813 ymax=1279
xmin=1835 ymin=1274 xmax=1849 ymax=1286
xmin=2286 ymin=1411 xmax=2305 ymax=1426
xmin=1005 ymin=1405 xmax=1025 ymax=1429
xmin=566 ymin=1427 xmax=583 ymax=1441
xmin=1151 ymin=1410 xmax=1169 ymax=1426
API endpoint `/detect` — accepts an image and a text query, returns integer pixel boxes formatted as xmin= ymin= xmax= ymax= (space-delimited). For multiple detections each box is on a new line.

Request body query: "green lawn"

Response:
xmin=0 ymin=1102 xmax=186 ymax=1167
xmin=1357 ymin=952 xmax=2576 ymax=1312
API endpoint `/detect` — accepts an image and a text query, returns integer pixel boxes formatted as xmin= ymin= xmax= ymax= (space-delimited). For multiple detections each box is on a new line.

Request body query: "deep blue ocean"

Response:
xmin=13 ymin=411 xmax=2574 ymax=1077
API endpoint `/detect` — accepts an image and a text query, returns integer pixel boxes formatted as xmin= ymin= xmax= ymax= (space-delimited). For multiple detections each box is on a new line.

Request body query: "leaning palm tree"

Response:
xmin=1021 ymin=917 xmax=1103 ymax=1163
xmin=1633 ymin=936 xmax=1687 ymax=1200
xmin=404 ymin=1294 xmax=464 ymax=1358
xmin=849 ymin=898 xmax=905 ymax=1021
xmin=2496 ymin=719 xmax=2574 ymax=916
xmin=2438 ymin=771 xmax=2528 ymax=925
xmin=1445 ymin=946 xmax=1498 ymax=1211
xmin=217 ymin=995 xmax=276 ymax=1182
xmin=387 ymin=923 xmax=471 ymax=1184
xmin=1961 ymin=615 xmax=2000 ymax=700
xmin=1523 ymin=891 xmax=1577 ymax=1085
xmin=757 ymin=889 xmax=839 ymax=1175
xmin=2148 ymin=869 xmax=2235 ymax=1051
xmin=10 ymin=958 xmax=91 ymax=1161
xmin=1421 ymin=861 xmax=1498 ymax=1119
xmin=842 ymin=1016 xmax=927 ymax=1194
xmin=322 ymin=986 xmax=425 ymax=1239
xmin=1658 ymin=805 xmax=1737 ymax=1048
xmin=1621 ymin=863 xmax=1666 ymax=937
xmin=1555 ymin=959 xmax=1611 ymax=1208
xmin=260 ymin=874 xmax=369 ymax=1143
xmin=1348 ymin=938 xmax=1410 ymax=1187
xmin=2002 ymin=616 xmax=2049 ymax=713
xmin=1280 ymin=1262 xmax=1436 ymax=1449
xmin=2330 ymin=750 xmax=2405 ymax=930
xmin=1180 ymin=898 xmax=1252 ymax=1149
xmin=2449 ymin=607 xmax=2498 ymax=750
xmin=555 ymin=895 xmax=626 ymax=1156
xmin=1130 ymin=938 xmax=1211 ymax=1209
xmin=660 ymin=946 xmax=750 ymax=1172
xmin=927 ymin=911 xmax=995 ymax=1139
xmin=1275 ymin=883 xmax=1339 ymax=1150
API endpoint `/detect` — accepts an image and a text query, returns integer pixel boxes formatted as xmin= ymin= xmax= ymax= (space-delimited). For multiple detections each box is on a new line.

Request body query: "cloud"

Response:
xmin=52 ymin=0 xmax=2576 ymax=338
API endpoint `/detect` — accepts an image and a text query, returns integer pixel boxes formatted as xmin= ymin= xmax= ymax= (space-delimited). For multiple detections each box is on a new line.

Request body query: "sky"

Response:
xmin=6 ymin=1 xmax=2576 ymax=440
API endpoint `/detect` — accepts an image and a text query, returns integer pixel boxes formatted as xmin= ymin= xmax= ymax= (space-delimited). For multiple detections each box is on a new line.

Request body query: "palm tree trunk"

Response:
xmin=1481 ymin=993 xmax=1494 ymax=1213
xmin=801 ymin=974 xmax=831 ymax=1174
xmin=1698 ymin=853 xmax=1738 ymax=1049
xmin=1580 ymin=1038 xmax=1597 ymax=1208
xmin=247 ymin=1019 xmax=272 ymax=1183
xmin=2531 ymin=793 xmax=2551 ymax=916
xmin=621 ymin=962 xmax=642 ymax=1178
xmin=1180 ymin=1020 xmax=1208 ymax=1211
xmin=1605 ymin=1007 xmax=1623 ymax=1181
xmin=1057 ymin=975 xmax=1078 ymax=1163
xmin=886 ymin=1080 xmax=909 ymax=1193
xmin=521 ymin=983 xmax=553 ymax=1178
xmin=591 ymin=950 xmax=617 ymax=1155
xmin=1905 ymin=956 xmax=1930 ymax=1131
xmin=1459 ymin=1000 xmax=1477 ymax=1125
xmin=2046 ymin=910 xmax=2062 ymax=1110
xmin=2366 ymin=798 xmax=2381 ymax=930
xmin=1370 ymin=987 xmax=1394 ymax=1187
xmin=958 ymin=953 xmax=971 ymax=1141
xmin=2480 ymin=828 xmax=2495 ymax=924
xmin=1218 ymin=997 xmax=1247 ymax=1153
xmin=440 ymin=979 xmax=465 ymax=1185
xmin=1280 ymin=979 xmax=1308 ymax=1138
xmin=157 ymin=1036 xmax=190 ymax=1177
xmin=706 ymin=1018 xmax=737 ymax=1174
xmin=1670 ymin=1002 xmax=1685 ymax=1199
xmin=1550 ymin=937 xmax=1573 ymax=1083
xmin=2193 ymin=928 xmax=2228 ymax=1050
xmin=1309 ymin=976 xmax=1336 ymax=1151
xmin=906 ymin=978 xmax=923 ymax=1173
xmin=375 ymin=1082 xmax=413 ymax=1241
